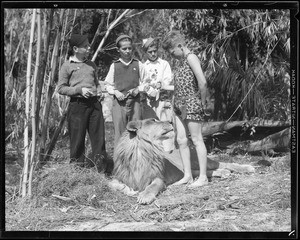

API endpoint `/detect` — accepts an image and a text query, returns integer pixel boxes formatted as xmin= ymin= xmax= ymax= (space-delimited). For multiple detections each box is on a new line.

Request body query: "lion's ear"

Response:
xmin=126 ymin=120 xmax=142 ymax=133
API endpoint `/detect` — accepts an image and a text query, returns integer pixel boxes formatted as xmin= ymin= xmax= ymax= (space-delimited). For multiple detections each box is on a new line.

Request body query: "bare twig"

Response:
xmin=52 ymin=194 xmax=73 ymax=201
xmin=92 ymin=9 xmax=130 ymax=62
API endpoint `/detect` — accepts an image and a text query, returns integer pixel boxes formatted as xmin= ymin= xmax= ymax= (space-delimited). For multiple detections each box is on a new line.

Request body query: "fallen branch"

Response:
xmin=227 ymin=127 xmax=290 ymax=154
xmin=202 ymin=119 xmax=291 ymax=137
xmin=249 ymin=119 xmax=291 ymax=127
xmin=246 ymin=127 xmax=290 ymax=153
xmin=52 ymin=194 xmax=73 ymax=201
xmin=202 ymin=121 xmax=247 ymax=136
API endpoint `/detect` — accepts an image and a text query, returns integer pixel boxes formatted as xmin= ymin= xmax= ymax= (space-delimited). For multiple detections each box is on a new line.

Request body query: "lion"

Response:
xmin=108 ymin=118 xmax=255 ymax=204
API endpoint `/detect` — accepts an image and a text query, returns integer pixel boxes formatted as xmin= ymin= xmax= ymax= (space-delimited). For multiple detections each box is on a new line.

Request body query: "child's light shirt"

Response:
xmin=105 ymin=58 xmax=147 ymax=95
xmin=143 ymin=58 xmax=172 ymax=88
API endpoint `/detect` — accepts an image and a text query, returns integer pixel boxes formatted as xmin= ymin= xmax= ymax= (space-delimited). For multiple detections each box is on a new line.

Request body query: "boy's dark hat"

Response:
xmin=68 ymin=34 xmax=88 ymax=47
xmin=142 ymin=37 xmax=155 ymax=50
xmin=115 ymin=34 xmax=132 ymax=45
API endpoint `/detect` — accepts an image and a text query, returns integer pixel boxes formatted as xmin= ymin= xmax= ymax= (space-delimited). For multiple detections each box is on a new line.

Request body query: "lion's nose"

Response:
xmin=163 ymin=121 xmax=174 ymax=130
xmin=165 ymin=120 xmax=173 ymax=125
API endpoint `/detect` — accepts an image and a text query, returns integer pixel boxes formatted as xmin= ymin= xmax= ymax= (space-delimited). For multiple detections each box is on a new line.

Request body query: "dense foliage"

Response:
xmin=4 ymin=8 xmax=290 ymax=143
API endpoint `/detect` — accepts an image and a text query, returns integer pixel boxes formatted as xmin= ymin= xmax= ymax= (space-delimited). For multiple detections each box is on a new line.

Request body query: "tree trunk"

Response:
xmin=201 ymin=119 xmax=291 ymax=137
xmin=245 ymin=127 xmax=290 ymax=153
xmin=249 ymin=118 xmax=291 ymax=127
xmin=202 ymin=121 xmax=247 ymax=136
xmin=227 ymin=127 xmax=290 ymax=154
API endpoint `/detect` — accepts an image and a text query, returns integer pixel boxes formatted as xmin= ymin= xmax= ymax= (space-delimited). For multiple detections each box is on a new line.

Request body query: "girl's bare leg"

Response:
xmin=170 ymin=115 xmax=193 ymax=186
xmin=187 ymin=120 xmax=208 ymax=188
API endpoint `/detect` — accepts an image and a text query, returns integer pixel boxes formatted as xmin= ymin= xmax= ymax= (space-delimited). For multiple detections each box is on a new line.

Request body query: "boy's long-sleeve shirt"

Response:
xmin=57 ymin=56 xmax=101 ymax=97
xmin=143 ymin=58 xmax=172 ymax=88
xmin=104 ymin=58 xmax=147 ymax=95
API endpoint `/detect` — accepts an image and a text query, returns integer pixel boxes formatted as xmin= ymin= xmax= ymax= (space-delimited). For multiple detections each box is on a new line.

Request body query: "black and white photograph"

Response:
xmin=1 ymin=1 xmax=298 ymax=238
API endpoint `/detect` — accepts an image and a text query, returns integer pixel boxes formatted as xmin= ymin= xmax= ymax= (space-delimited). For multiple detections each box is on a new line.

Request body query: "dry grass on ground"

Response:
xmin=5 ymin=122 xmax=292 ymax=232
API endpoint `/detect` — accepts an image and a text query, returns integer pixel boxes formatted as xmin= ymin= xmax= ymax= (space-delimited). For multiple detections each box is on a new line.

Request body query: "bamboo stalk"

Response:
xmin=90 ymin=13 xmax=105 ymax=49
xmin=69 ymin=9 xmax=77 ymax=36
xmin=44 ymin=102 xmax=69 ymax=163
xmin=35 ymin=9 xmax=54 ymax=135
xmin=9 ymin=26 xmax=13 ymax=65
xmin=22 ymin=9 xmax=36 ymax=197
xmin=56 ymin=9 xmax=70 ymax=116
xmin=92 ymin=9 xmax=130 ymax=62
xmin=9 ymin=29 xmax=26 ymax=79
xmin=59 ymin=9 xmax=69 ymax=69
xmin=40 ymin=9 xmax=65 ymax=164
xmin=63 ymin=9 xmax=77 ymax=63
xmin=28 ymin=8 xmax=41 ymax=197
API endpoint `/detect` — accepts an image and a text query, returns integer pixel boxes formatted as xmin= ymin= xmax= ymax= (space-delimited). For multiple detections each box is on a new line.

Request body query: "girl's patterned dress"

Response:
xmin=173 ymin=53 xmax=205 ymax=121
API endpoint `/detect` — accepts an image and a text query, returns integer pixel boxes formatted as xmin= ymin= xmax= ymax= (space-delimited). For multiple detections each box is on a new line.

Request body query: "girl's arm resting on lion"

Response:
xmin=187 ymin=54 xmax=207 ymax=106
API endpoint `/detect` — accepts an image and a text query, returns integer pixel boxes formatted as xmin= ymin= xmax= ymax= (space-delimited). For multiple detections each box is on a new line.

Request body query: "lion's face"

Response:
xmin=126 ymin=118 xmax=175 ymax=151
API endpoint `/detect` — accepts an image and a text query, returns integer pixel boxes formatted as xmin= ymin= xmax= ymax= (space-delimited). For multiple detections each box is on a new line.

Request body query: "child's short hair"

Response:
xmin=162 ymin=30 xmax=185 ymax=51
xmin=67 ymin=34 xmax=89 ymax=58
xmin=116 ymin=34 xmax=132 ymax=48
xmin=142 ymin=37 xmax=159 ymax=51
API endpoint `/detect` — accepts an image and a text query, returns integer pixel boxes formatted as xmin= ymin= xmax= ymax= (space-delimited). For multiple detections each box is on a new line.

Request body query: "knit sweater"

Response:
xmin=57 ymin=59 xmax=101 ymax=97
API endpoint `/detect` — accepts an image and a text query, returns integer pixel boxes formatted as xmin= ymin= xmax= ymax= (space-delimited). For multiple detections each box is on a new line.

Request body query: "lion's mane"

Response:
xmin=113 ymin=130 xmax=165 ymax=192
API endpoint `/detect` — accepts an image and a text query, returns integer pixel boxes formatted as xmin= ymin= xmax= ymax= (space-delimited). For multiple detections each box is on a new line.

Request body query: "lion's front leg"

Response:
xmin=137 ymin=178 xmax=166 ymax=205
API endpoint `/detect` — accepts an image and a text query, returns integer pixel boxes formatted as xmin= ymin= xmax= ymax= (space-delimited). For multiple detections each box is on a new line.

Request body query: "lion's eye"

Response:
xmin=150 ymin=118 xmax=158 ymax=122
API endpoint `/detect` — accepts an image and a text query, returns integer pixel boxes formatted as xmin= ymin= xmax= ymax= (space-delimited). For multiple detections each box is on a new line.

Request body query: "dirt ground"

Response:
xmin=4 ymin=123 xmax=293 ymax=235
xmin=51 ymin=157 xmax=292 ymax=232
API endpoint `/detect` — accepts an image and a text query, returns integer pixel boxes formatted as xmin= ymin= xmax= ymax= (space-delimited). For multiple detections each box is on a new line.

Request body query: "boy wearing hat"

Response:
xmin=57 ymin=34 xmax=108 ymax=172
xmin=141 ymin=37 xmax=174 ymax=121
xmin=104 ymin=34 xmax=148 ymax=147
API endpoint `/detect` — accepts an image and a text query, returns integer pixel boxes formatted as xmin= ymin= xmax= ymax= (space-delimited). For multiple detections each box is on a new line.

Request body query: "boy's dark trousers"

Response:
xmin=67 ymin=97 xmax=107 ymax=170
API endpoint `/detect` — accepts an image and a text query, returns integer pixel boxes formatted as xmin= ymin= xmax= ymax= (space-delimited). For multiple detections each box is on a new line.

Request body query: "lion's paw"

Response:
xmin=108 ymin=179 xmax=138 ymax=196
xmin=137 ymin=191 xmax=156 ymax=205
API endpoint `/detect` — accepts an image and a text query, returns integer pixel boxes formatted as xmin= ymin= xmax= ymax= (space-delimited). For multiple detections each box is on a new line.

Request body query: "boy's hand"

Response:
xmin=202 ymin=103 xmax=212 ymax=117
xmin=82 ymin=87 xmax=95 ymax=98
xmin=127 ymin=87 xmax=139 ymax=97
xmin=155 ymin=82 xmax=162 ymax=90
xmin=143 ymin=84 xmax=150 ymax=92
xmin=114 ymin=90 xmax=126 ymax=101
xmin=147 ymin=87 xmax=158 ymax=98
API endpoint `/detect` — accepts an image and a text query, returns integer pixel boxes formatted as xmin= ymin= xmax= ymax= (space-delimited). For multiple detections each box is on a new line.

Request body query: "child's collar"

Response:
xmin=69 ymin=55 xmax=87 ymax=63
xmin=116 ymin=58 xmax=137 ymax=65
xmin=145 ymin=58 xmax=161 ymax=64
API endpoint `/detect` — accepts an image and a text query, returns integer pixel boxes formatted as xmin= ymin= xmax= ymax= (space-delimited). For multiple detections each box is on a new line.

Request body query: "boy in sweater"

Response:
xmin=57 ymin=34 xmax=108 ymax=172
